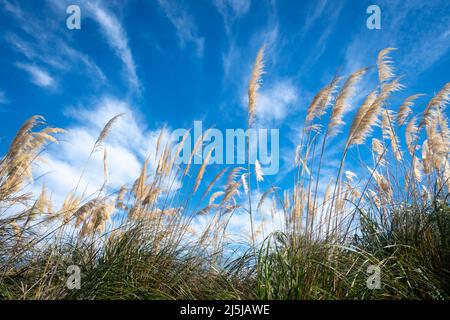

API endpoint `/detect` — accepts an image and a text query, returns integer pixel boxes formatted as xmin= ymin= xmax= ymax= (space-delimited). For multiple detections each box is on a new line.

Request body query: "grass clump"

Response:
xmin=0 ymin=47 xmax=449 ymax=300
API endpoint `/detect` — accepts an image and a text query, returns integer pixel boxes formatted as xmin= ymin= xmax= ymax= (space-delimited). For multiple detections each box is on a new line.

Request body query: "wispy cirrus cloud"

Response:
xmin=213 ymin=0 xmax=251 ymax=35
xmin=217 ymin=1 xmax=283 ymax=124
xmin=343 ymin=0 xmax=450 ymax=80
xmin=15 ymin=63 xmax=55 ymax=88
xmin=6 ymin=31 xmax=106 ymax=83
xmin=87 ymin=1 xmax=140 ymax=92
xmin=299 ymin=1 xmax=344 ymax=71
xmin=213 ymin=0 xmax=251 ymax=78
xmin=222 ymin=16 xmax=279 ymax=83
xmin=301 ymin=0 xmax=328 ymax=37
xmin=2 ymin=0 xmax=106 ymax=89
xmin=157 ymin=0 xmax=205 ymax=57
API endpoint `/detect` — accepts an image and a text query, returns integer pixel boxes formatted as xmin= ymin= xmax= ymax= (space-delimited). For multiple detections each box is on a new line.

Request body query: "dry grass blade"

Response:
xmin=133 ymin=159 xmax=148 ymax=201
xmin=421 ymin=139 xmax=432 ymax=174
xmin=348 ymin=77 xmax=403 ymax=146
xmin=248 ymin=45 xmax=265 ymax=127
xmin=257 ymin=187 xmax=275 ymax=211
xmin=226 ymin=167 xmax=245 ymax=186
xmin=103 ymin=147 xmax=109 ymax=184
xmin=209 ymin=191 xmax=224 ymax=205
xmin=183 ymin=128 xmax=212 ymax=177
xmin=35 ymin=184 xmax=50 ymax=213
xmin=298 ymin=158 xmax=311 ymax=176
xmin=412 ymin=157 xmax=423 ymax=183
xmin=377 ymin=47 xmax=396 ymax=83
xmin=221 ymin=181 xmax=241 ymax=205
xmin=372 ymin=138 xmax=385 ymax=165
xmin=94 ymin=113 xmax=125 ymax=149
xmin=155 ymin=127 xmax=167 ymax=161
xmin=201 ymin=167 xmax=228 ymax=202
xmin=168 ymin=129 xmax=191 ymax=173
xmin=193 ymin=148 xmax=213 ymax=193
xmin=329 ymin=68 xmax=368 ymax=135
xmin=306 ymin=76 xmax=342 ymax=123
xmin=254 ymin=160 xmax=264 ymax=182
xmin=346 ymin=90 xmax=377 ymax=146
xmin=397 ymin=94 xmax=425 ymax=126
xmin=7 ymin=115 xmax=45 ymax=156
xmin=382 ymin=109 xmax=402 ymax=161
xmin=405 ymin=115 xmax=419 ymax=155
xmin=422 ymin=82 xmax=450 ymax=127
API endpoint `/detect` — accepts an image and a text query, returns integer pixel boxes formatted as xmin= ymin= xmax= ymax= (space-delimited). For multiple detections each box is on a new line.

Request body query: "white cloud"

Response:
xmin=257 ymin=81 xmax=298 ymax=124
xmin=31 ymin=97 xmax=173 ymax=208
xmin=157 ymin=0 xmax=205 ymax=57
xmin=87 ymin=2 xmax=139 ymax=91
xmin=241 ymin=80 xmax=299 ymax=126
xmin=15 ymin=63 xmax=55 ymax=88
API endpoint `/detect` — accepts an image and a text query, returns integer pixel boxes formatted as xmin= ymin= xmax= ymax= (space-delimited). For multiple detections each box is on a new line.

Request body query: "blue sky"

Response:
xmin=0 ymin=0 xmax=449 ymax=238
